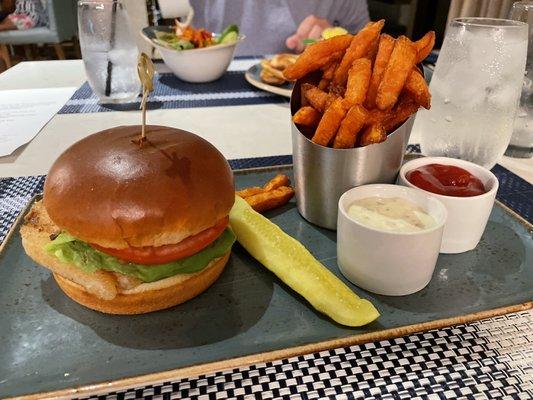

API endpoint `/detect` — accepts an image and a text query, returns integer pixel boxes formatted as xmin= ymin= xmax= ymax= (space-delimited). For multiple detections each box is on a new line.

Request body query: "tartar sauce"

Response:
xmin=348 ymin=197 xmax=437 ymax=233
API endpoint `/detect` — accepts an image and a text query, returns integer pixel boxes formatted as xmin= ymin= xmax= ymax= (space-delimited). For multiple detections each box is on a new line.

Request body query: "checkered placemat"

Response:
xmin=58 ymin=57 xmax=287 ymax=114
xmin=77 ymin=310 xmax=533 ymax=400
xmin=0 ymin=174 xmax=45 ymax=243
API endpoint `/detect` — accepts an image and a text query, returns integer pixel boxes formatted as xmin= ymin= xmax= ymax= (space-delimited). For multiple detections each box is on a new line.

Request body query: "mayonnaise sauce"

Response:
xmin=347 ymin=197 xmax=437 ymax=233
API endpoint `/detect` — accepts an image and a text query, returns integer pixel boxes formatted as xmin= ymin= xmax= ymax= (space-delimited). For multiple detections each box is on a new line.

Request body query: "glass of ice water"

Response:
xmin=413 ymin=18 xmax=528 ymax=169
xmin=78 ymin=1 xmax=141 ymax=103
xmin=506 ymin=1 xmax=533 ymax=158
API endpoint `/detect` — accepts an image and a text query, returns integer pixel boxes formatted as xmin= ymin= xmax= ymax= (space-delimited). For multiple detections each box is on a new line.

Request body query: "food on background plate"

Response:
xmin=260 ymin=54 xmax=298 ymax=86
xmin=236 ymin=174 xmax=295 ymax=213
xmin=21 ymin=125 xmax=235 ymax=314
xmin=155 ymin=23 xmax=239 ymax=50
xmin=406 ymin=164 xmax=487 ymax=197
xmin=285 ymin=20 xmax=435 ymax=149
xmin=321 ymin=26 xmax=349 ymax=40
xmin=347 ymin=197 xmax=438 ymax=233
xmin=230 ymin=196 xmax=379 ymax=327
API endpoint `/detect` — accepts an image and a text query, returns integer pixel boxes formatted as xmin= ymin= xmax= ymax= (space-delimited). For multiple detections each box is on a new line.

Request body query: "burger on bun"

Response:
xmin=21 ymin=125 xmax=235 ymax=314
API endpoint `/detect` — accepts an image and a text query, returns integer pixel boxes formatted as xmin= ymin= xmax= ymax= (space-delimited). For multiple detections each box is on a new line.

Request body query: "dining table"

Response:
xmin=0 ymin=57 xmax=532 ymax=400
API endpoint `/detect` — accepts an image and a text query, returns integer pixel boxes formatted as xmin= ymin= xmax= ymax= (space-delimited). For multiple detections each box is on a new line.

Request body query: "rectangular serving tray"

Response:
xmin=1 ymin=166 xmax=532 ymax=399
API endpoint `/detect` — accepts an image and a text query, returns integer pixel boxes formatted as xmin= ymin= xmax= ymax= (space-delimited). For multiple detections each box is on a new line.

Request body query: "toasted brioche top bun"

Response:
xmin=43 ymin=125 xmax=234 ymax=249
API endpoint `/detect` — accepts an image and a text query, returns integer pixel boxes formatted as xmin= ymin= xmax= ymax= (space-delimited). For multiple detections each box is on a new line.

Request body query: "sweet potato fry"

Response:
xmin=245 ymin=186 xmax=295 ymax=213
xmin=303 ymin=84 xmax=338 ymax=113
xmin=365 ymin=34 xmax=395 ymax=109
xmin=263 ymin=174 xmax=291 ymax=192
xmin=292 ymin=106 xmax=322 ymax=127
xmin=381 ymin=96 xmax=419 ymax=131
xmin=236 ymin=187 xmax=264 ymax=198
xmin=359 ymin=123 xmax=386 ymax=146
xmin=318 ymin=52 xmax=342 ymax=90
xmin=344 ymin=58 xmax=372 ymax=106
xmin=236 ymin=174 xmax=292 ymax=201
xmin=403 ymin=69 xmax=431 ymax=109
xmin=414 ymin=31 xmax=435 ymax=64
xmin=300 ymin=83 xmax=310 ymax=107
xmin=366 ymin=108 xmax=388 ymax=126
xmin=312 ymin=97 xmax=348 ymax=146
xmin=283 ymin=35 xmax=353 ymax=80
xmin=376 ymin=36 xmax=417 ymax=110
xmin=333 ymin=105 xmax=368 ymax=149
xmin=331 ymin=20 xmax=385 ymax=89
xmin=366 ymin=36 xmax=380 ymax=64
xmin=317 ymin=78 xmax=329 ymax=91
xmin=366 ymin=96 xmax=419 ymax=132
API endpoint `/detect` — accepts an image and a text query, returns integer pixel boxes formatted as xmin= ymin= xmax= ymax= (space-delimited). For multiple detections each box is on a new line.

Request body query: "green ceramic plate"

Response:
xmin=1 ymin=166 xmax=532 ymax=399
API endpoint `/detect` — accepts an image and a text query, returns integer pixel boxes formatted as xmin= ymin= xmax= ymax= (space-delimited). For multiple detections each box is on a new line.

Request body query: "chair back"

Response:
xmin=47 ymin=0 xmax=77 ymax=41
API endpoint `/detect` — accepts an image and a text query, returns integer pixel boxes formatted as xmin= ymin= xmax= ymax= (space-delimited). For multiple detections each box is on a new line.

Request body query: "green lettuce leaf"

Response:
xmin=45 ymin=229 xmax=235 ymax=283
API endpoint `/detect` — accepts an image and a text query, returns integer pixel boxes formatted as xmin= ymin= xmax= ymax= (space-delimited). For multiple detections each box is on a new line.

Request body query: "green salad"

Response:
xmin=154 ymin=24 xmax=239 ymax=50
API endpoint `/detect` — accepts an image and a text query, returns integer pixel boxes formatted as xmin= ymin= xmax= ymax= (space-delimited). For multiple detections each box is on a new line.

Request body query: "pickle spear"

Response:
xmin=229 ymin=196 xmax=379 ymax=327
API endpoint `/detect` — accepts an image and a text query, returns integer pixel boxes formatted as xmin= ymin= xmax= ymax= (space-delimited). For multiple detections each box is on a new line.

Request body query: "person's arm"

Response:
xmin=286 ymin=15 xmax=332 ymax=53
xmin=285 ymin=1 xmax=370 ymax=53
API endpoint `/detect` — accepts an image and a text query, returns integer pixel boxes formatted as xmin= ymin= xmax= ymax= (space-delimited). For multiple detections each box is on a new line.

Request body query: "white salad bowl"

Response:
xmin=141 ymin=26 xmax=245 ymax=83
xmin=337 ymin=184 xmax=447 ymax=296
xmin=398 ymin=157 xmax=498 ymax=254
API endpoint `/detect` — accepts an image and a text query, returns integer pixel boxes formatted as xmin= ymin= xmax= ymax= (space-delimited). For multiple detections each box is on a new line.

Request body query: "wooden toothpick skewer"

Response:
xmin=136 ymin=53 xmax=155 ymax=146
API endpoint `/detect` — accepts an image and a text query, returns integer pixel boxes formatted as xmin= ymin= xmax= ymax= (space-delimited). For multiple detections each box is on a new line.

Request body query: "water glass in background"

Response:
xmin=506 ymin=1 xmax=533 ymax=158
xmin=78 ymin=1 xmax=141 ymax=103
xmin=414 ymin=18 xmax=528 ymax=169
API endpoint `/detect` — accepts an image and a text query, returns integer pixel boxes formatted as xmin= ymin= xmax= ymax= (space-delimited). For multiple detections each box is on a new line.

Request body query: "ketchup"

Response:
xmin=406 ymin=164 xmax=486 ymax=197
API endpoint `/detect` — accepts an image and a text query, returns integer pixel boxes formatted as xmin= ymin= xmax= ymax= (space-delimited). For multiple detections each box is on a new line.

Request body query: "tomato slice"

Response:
xmin=91 ymin=216 xmax=229 ymax=265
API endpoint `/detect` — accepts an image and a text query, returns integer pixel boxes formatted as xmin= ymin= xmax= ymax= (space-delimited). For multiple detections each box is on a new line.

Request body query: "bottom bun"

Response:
xmin=54 ymin=252 xmax=230 ymax=315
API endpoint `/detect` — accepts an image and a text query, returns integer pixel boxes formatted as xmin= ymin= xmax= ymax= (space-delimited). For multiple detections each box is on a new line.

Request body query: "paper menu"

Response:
xmin=0 ymin=87 xmax=76 ymax=157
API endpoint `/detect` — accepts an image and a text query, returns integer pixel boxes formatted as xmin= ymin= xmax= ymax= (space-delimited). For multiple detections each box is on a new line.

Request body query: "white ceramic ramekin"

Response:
xmin=398 ymin=157 xmax=498 ymax=254
xmin=337 ymin=184 xmax=447 ymax=296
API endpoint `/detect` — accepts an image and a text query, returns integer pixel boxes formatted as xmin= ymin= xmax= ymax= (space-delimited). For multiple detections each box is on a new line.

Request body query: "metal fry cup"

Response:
xmin=291 ymin=76 xmax=414 ymax=230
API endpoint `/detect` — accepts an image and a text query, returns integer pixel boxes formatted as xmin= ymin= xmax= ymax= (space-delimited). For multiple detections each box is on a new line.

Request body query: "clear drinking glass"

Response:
xmin=414 ymin=18 xmax=528 ymax=169
xmin=78 ymin=1 xmax=141 ymax=103
xmin=506 ymin=1 xmax=533 ymax=158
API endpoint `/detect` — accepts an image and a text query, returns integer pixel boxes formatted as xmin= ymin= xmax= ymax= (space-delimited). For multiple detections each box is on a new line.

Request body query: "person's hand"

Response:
xmin=286 ymin=15 xmax=332 ymax=53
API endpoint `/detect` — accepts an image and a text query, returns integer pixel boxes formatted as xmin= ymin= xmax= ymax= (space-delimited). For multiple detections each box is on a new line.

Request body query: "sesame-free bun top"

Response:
xmin=43 ymin=125 xmax=234 ymax=249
